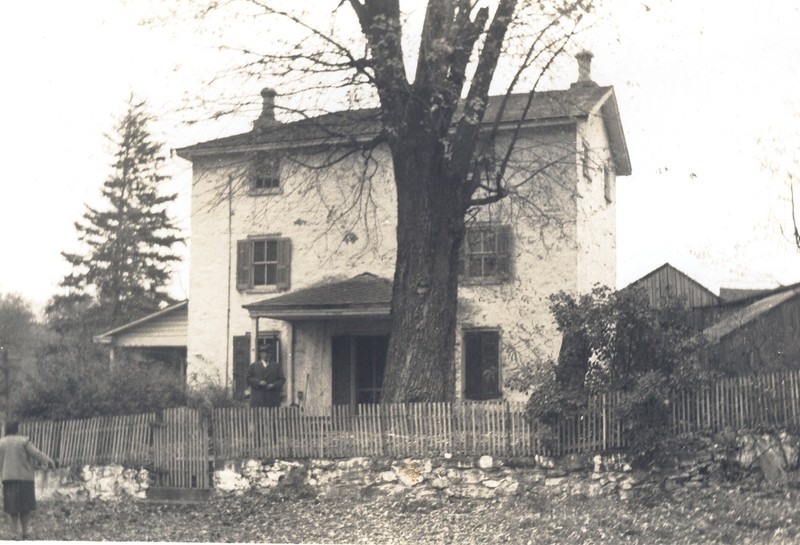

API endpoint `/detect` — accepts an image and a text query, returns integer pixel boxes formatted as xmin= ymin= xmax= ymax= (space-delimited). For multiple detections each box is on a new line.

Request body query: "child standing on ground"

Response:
xmin=0 ymin=421 xmax=55 ymax=540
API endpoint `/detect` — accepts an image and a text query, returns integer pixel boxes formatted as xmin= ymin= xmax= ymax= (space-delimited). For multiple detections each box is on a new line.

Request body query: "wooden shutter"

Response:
xmin=497 ymin=225 xmax=512 ymax=278
xmin=331 ymin=335 xmax=352 ymax=407
xmin=236 ymin=240 xmax=252 ymax=290
xmin=276 ymin=238 xmax=292 ymax=290
xmin=232 ymin=333 xmax=251 ymax=400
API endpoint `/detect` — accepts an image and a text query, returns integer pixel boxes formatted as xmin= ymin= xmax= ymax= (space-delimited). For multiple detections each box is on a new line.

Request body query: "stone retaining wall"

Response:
xmin=31 ymin=431 xmax=800 ymax=502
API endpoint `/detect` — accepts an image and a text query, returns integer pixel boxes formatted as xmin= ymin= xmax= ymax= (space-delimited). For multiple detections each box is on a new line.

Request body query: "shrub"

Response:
xmin=10 ymin=356 xmax=186 ymax=420
xmin=514 ymin=285 xmax=712 ymax=465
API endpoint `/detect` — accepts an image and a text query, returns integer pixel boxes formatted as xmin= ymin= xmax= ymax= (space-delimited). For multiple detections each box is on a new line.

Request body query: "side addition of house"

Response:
xmin=175 ymin=52 xmax=631 ymax=413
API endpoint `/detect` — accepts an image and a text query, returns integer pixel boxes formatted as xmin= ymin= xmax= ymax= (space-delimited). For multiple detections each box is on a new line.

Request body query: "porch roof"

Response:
xmin=243 ymin=273 xmax=392 ymax=320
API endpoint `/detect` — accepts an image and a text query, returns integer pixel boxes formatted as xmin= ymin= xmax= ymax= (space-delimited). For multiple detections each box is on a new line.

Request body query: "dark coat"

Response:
xmin=246 ymin=359 xmax=286 ymax=407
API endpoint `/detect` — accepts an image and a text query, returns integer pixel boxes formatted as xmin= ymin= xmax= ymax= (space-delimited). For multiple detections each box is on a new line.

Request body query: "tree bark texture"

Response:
xmin=350 ymin=0 xmax=519 ymax=402
xmin=381 ymin=135 xmax=466 ymax=403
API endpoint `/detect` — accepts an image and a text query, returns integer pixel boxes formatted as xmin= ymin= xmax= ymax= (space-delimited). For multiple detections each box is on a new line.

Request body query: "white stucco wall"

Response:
xmin=187 ymin=116 xmax=617 ymax=401
xmin=188 ymin=150 xmax=397 ymax=386
xmin=575 ymin=111 xmax=617 ymax=293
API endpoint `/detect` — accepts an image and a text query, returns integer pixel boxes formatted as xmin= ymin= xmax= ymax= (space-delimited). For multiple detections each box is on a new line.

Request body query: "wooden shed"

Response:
xmin=623 ymin=263 xmax=721 ymax=309
xmin=94 ymin=301 xmax=188 ymax=380
xmin=702 ymin=284 xmax=800 ymax=375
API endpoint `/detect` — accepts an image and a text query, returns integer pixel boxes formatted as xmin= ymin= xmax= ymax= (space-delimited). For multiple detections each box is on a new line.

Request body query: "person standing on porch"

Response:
xmin=0 ymin=421 xmax=55 ymax=540
xmin=246 ymin=349 xmax=286 ymax=408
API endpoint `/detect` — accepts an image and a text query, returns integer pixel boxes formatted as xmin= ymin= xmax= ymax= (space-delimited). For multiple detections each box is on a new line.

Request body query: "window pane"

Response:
xmin=483 ymin=256 xmax=498 ymax=277
xmin=256 ymin=176 xmax=279 ymax=189
xmin=253 ymin=241 xmax=266 ymax=263
xmin=468 ymin=257 xmax=483 ymax=277
xmin=482 ymin=231 xmax=496 ymax=252
xmin=266 ymin=264 xmax=277 ymax=285
xmin=266 ymin=240 xmax=278 ymax=262
xmin=253 ymin=264 xmax=266 ymax=285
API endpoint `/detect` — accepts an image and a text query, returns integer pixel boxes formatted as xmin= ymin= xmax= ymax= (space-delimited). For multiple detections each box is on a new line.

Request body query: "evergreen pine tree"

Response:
xmin=48 ymin=96 xmax=183 ymax=331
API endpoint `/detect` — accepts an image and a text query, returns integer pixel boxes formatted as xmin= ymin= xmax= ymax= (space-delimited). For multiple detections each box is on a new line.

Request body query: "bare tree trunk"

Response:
xmin=381 ymin=135 xmax=466 ymax=403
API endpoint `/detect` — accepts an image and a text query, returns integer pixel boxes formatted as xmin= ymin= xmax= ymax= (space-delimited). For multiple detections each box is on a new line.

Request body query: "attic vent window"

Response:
xmin=252 ymin=154 xmax=281 ymax=193
xmin=582 ymin=140 xmax=592 ymax=182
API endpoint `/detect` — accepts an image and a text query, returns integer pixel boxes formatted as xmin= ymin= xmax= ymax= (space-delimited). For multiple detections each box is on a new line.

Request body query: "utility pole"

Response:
xmin=0 ymin=342 xmax=7 ymax=420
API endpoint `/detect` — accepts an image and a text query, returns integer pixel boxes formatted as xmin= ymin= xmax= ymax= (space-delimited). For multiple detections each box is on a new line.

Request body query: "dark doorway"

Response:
xmin=464 ymin=329 xmax=501 ymax=400
xmin=332 ymin=334 xmax=389 ymax=409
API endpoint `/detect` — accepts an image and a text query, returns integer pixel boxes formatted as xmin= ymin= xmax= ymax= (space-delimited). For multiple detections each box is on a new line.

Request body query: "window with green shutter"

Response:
xmin=458 ymin=224 xmax=512 ymax=284
xmin=236 ymin=237 xmax=291 ymax=291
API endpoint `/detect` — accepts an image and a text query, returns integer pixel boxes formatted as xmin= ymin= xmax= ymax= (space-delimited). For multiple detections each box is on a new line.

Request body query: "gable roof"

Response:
xmin=623 ymin=263 xmax=721 ymax=308
xmin=93 ymin=300 xmax=188 ymax=345
xmin=703 ymin=283 xmax=800 ymax=343
xmin=176 ymin=85 xmax=631 ymax=175
xmin=243 ymin=273 xmax=392 ymax=320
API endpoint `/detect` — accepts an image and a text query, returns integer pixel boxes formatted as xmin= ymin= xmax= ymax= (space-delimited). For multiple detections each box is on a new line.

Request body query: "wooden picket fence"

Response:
xmin=213 ymin=401 xmax=535 ymax=459
xmin=671 ymin=370 xmax=800 ymax=434
xmin=9 ymin=369 xmax=800 ymax=472
xmin=19 ymin=413 xmax=156 ymax=466
xmin=152 ymin=407 xmax=210 ymax=489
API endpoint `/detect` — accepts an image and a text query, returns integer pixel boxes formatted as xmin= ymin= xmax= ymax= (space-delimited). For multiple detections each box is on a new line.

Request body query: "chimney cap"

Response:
xmin=572 ymin=50 xmax=597 ymax=88
xmin=255 ymin=87 xmax=278 ymax=130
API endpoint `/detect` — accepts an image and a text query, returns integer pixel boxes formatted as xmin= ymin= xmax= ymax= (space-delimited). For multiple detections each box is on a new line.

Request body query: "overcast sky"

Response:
xmin=2 ymin=0 xmax=800 ymax=312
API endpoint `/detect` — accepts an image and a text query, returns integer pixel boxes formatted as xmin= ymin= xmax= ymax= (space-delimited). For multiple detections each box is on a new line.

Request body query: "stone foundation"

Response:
xmin=35 ymin=465 xmax=150 ymax=501
xmin=30 ymin=431 xmax=800 ymax=502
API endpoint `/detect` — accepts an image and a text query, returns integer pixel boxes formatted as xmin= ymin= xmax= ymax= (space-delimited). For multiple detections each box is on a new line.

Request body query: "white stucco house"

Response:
xmin=100 ymin=52 xmax=630 ymax=413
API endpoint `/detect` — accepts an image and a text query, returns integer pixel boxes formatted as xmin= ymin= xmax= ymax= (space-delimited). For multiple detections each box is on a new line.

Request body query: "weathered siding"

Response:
xmin=628 ymin=264 xmax=720 ymax=308
xmin=112 ymin=308 xmax=187 ymax=347
xmin=707 ymin=293 xmax=800 ymax=375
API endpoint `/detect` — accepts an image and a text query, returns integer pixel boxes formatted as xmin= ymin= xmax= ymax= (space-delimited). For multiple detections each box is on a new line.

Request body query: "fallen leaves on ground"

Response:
xmin=2 ymin=483 xmax=798 ymax=544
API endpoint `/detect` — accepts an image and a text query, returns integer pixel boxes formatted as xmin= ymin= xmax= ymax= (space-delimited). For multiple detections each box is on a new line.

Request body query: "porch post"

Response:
xmin=250 ymin=316 xmax=259 ymax=363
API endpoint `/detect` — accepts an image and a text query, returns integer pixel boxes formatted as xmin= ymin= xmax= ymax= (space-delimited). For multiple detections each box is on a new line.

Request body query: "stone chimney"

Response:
xmin=571 ymin=50 xmax=597 ymax=88
xmin=254 ymin=87 xmax=278 ymax=130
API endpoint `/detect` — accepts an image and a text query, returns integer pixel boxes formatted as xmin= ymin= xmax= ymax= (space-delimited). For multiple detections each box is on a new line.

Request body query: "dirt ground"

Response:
xmin=3 ymin=480 xmax=799 ymax=544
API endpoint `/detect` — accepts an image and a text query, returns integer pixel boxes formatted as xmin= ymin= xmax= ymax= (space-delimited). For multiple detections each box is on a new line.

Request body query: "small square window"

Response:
xmin=604 ymin=163 xmax=615 ymax=203
xmin=252 ymin=154 xmax=281 ymax=193
xmin=582 ymin=140 xmax=592 ymax=182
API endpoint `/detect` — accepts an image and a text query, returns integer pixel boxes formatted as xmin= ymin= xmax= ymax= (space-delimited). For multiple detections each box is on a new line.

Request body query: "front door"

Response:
xmin=331 ymin=335 xmax=389 ymax=409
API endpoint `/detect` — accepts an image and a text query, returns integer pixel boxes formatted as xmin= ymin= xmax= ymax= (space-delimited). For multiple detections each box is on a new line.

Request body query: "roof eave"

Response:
xmin=594 ymin=89 xmax=631 ymax=176
xmin=175 ymin=117 xmax=579 ymax=159
xmin=92 ymin=300 xmax=188 ymax=342
xmin=247 ymin=305 xmax=392 ymax=320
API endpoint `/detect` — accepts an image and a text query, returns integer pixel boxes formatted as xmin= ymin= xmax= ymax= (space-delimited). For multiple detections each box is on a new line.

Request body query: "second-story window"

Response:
xmin=458 ymin=224 xmax=512 ymax=284
xmin=236 ymin=237 xmax=291 ymax=291
xmin=252 ymin=153 xmax=281 ymax=193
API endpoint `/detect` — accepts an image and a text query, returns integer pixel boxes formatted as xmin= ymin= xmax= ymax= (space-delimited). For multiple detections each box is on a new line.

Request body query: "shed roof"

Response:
xmin=244 ymin=273 xmax=392 ymax=320
xmin=93 ymin=300 xmax=188 ymax=346
xmin=703 ymin=284 xmax=800 ymax=343
xmin=176 ymin=86 xmax=631 ymax=175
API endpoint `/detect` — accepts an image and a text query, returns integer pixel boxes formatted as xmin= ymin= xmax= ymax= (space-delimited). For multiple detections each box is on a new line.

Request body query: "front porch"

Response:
xmin=243 ymin=273 xmax=393 ymax=413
